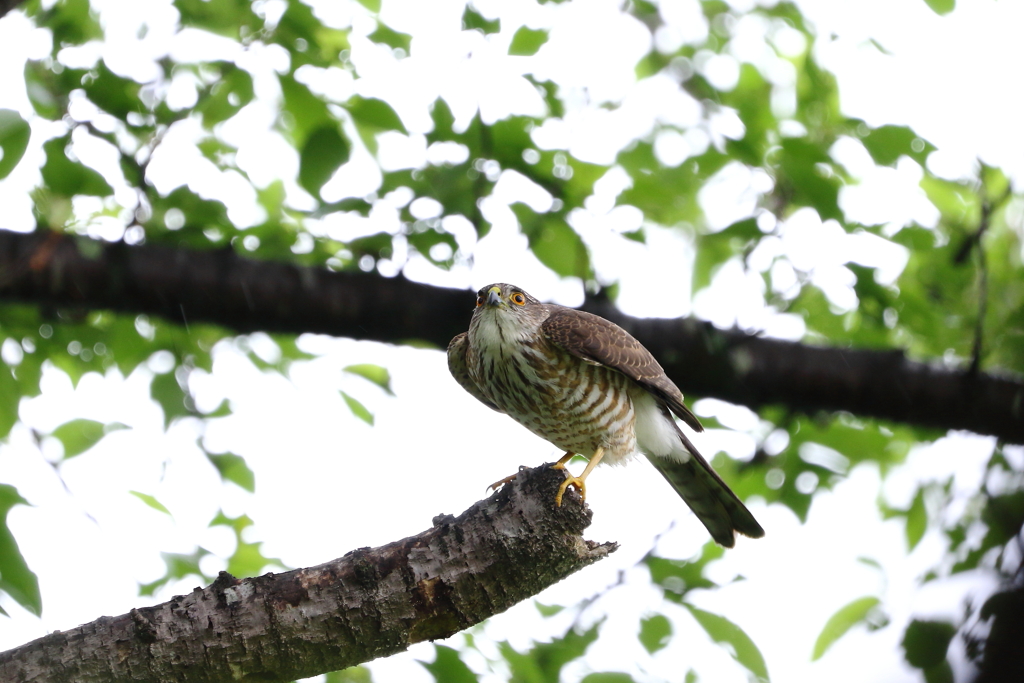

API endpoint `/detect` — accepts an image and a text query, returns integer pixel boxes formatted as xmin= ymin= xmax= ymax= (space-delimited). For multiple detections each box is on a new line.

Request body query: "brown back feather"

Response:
xmin=539 ymin=307 xmax=703 ymax=432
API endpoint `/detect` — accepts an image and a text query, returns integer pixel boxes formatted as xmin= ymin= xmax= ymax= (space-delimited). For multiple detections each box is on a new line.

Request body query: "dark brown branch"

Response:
xmin=0 ymin=465 xmax=615 ymax=683
xmin=0 ymin=0 xmax=25 ymax=21
xmin=1 ymin=229 xmax=1022 ymax=442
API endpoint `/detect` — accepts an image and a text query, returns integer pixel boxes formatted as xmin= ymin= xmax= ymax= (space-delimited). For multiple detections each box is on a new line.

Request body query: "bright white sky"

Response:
xmin=1 ymin=0 xmax=1022 ymax=682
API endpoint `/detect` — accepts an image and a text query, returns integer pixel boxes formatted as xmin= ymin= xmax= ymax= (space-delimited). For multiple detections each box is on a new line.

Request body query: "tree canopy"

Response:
xmin=0 ymin=0 xmax=1022 ymax=681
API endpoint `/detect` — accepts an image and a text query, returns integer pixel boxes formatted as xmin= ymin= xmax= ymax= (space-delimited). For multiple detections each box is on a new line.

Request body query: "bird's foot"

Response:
xmin=550 ymin=450 xmax=576 ymax=470
xmin=552 ymin=447 xmax=604 ymax=507
xmin=554 ymin=473 xmax=586 ymax=507
xmin=487 ymin=472 xmax=519 ymax=492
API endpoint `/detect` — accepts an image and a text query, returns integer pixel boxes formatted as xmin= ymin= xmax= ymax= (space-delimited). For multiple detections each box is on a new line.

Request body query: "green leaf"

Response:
xmin=923 ymin=660 xmax=954 ymax=683
xmin=639 ymin=614 xmax=673 ymax=654
xmin=534 ymin=601 xmax=564 ymax=617
xmin=901 ymin=619 xmax=956 ymax=669
xmin=210 ymin=511 xmax=285 ymax=578
xmin=150 ymin=371 xmax=191 ymax=429
xmin=0 ymin=485 xmax=42 ymax=616
xmin=526 ymin=76 xmax=564 ymax=118
xmin=150 ymin=185 xmax=233 ymax=243
xmin=197 ymin=63 xmax=254 ymax=127
xmin=206 ymin=451 xmax=256 ymax=492
xmin=299 ymin=125 xmax=351 ymax=197
xmin=51 ymin=419 xmax=129 ymax=459
xmin=139 ymin=547 xmax=210 ymax=596
xmin=906 ymin=488 xmax=927 ymax=551
xmin=683 ymin=603 xmax=769 ymax=682
xmin=811 ymin=596 xmax=881 ymax=660
xmin=426 ymin=98 xmax=458 ymax=142
xmin=859 ymin=124 xmax=935 ymax=167
xmin=512 ymin=204 xmax=590 ymax=278
xmin=326 ymin=666 xmax=375 ymax=683
xmin=0 ymin=365 xmax=19 ymax=439
xmin=347 ymin=96 xmax=407 ymax=134
xmin=919 ymin=175 xmax=979 ymax=226
xmin=368 ymin=23 xmax=411 ymax=51
xmin=532 ymin=219 xmax=587 ymax=277
xmin=82 ymin=61 xmax=141 ymax=121
xmin=343 ymin=364 xmax=394 ymax=395
xmin=463 ymin=6 xmax=500 ymax=34
xmin=580 ymin=675 xmax=635 ymax=683
xmin=777 ymin=137 xmax=841 ymax=221
xmin=421 ymin=645 xmax=479 ymax=683
xmin=340 ymin=391 xmax=374 ymax=425
xmin=407 ymin=228 xmax=458 ymax=267
xmin=617 ymin=144 xmax=728 ymax=225
xmin=354 ymin=0 xmax=381 ymax=12
xmin=645 ymin=543 xmax=722 ymax=600
xmin=201 ymin=399 xmax=233 ymax=418
xmin=0 ymin=109 xmax=31 ymax=180
xmin=37 ymin=0 xmax=103 ymax=46
xmin=694 ymin=218 xmax=761 ymax=292
xmin=509 ymin=26 xmax=549 ymax=56
xmin=922 ymin=0 xmax=955 ymax=16
xmin=498 ymin=622 xmax=601 ymax=683
xmin=128 ymin=491 xmax=172 ymax=516
xmin=279 ymin=74 xmax=333 ymax=146
xmin=174 ymin=0 xmax=263 ymax=39
xmin=41 ymin=136 xmax=114 ymax=198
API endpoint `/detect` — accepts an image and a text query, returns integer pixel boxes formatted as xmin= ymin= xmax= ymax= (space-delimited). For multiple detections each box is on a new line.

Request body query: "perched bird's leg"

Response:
xmin=491 ymin=451 xmax=575 ymax=491
xmin=550 ymin=451 xmax=576 ymax=470
xmin=555 ymin=447 xmax=605 ymax=506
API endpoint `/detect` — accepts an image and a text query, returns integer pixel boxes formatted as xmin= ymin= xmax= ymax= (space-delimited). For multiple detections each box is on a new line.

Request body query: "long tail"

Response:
xmin=646 ymin=426 xmax=764 ymax=547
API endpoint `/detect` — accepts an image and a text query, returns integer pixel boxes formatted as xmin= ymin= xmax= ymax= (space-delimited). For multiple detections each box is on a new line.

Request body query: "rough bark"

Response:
xmin=1 ymin=229 xmax=1022 ymax=442
xmin=0 ymin=465 xmax=615 ymax=683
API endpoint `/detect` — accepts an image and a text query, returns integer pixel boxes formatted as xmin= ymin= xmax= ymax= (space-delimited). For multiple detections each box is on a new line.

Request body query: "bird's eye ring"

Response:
xmin=476 ymin=295 xmax=485 ymax=307
xmin=511 ymin=292 xmax=526 ymax=306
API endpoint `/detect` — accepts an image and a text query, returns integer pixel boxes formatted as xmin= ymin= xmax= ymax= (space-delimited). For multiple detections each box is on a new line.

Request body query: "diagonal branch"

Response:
xmin=1 ymin=229 xmax=1022 ymax=442
xmin=0 ymin=465 xmax=615 ymax=683
xmin=0 ymin=0 xmax=25 ymax=21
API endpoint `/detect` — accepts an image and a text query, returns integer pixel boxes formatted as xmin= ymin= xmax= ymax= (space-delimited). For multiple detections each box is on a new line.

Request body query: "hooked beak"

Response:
xmin=486 ymin=287 xmax=503 ymax=307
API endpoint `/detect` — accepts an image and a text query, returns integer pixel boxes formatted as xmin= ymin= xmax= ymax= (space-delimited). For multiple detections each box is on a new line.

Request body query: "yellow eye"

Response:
xmin=510 ymin=292 xmax=526 ymax=306
xmin=476 ymin=295 xmax=485 ymax=307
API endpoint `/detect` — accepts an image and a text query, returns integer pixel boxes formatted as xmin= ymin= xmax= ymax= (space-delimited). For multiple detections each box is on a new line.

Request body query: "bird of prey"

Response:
xmin=447 ymin=283 xmax=764 ymax=547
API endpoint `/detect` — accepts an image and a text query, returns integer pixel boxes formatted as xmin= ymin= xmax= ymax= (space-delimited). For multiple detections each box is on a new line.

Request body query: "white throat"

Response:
xmin=471 ymin=308 xmax=534 ymax=357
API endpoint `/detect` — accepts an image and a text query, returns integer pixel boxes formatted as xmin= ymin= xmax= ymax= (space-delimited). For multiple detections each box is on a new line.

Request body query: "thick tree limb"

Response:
xmin=0 ymin=465 xmax=615 ymax=683
xmin=0 ymin=0 xmax=25 ymax=21
xmin=1 ymin=229 xmax=1022 ymax=442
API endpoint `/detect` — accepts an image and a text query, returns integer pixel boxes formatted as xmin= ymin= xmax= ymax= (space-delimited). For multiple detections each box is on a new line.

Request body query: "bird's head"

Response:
xmin=473 ymin=283 xmax=541 ymax=314
xmin=469 ymin=283 xmax=545 ymax=341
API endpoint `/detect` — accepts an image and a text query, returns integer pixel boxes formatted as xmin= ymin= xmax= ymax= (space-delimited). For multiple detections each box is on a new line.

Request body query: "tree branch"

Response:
xmin=0 ymin=465 xmax=615 ymax=683
xmin=0 ymin=0 xmax=25 ymax=21
xmin=1 ymin=229 xmax=1022 ymax=442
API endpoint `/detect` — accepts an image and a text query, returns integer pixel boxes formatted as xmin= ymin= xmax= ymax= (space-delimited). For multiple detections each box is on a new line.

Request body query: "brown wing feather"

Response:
xmin=447 ymin=332 xmax=502 ymax=412
xmin=540 ymin=307 xmax=703 ymax=432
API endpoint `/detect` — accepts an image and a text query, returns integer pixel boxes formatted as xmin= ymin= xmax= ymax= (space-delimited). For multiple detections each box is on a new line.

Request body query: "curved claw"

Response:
xmin=487 ymin=472 xmax=519 ymax=492
xmin=554 ymin=474 xmax=586 ymax=507
xmin=551 ymin=446 xmax=605 ymax=507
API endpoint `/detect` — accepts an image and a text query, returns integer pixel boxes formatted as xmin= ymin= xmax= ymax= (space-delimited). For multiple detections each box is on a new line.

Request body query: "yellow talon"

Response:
xmin=551 ymin=446 xmax=605 ymax=507
xmin=555 ymin=475 xmax=586 ymax=507
xmin=551 ymin=450 xmax=576 ymax=470
xmin=487 ymin=472 xmax=519 ymax=492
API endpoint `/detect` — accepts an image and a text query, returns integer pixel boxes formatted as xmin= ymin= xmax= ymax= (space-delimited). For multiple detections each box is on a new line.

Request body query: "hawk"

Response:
xmin=447 ymin=283 xmax=764 ymax=547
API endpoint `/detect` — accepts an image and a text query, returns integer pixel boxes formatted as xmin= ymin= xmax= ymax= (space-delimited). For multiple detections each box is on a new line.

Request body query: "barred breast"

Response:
xmin=468 ymin=335 xmax=639 ymax=464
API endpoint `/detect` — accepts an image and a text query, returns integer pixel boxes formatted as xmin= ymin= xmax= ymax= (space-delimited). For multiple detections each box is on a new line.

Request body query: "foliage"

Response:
xmin=0 ymin=0 xmax=1022 ymax=680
